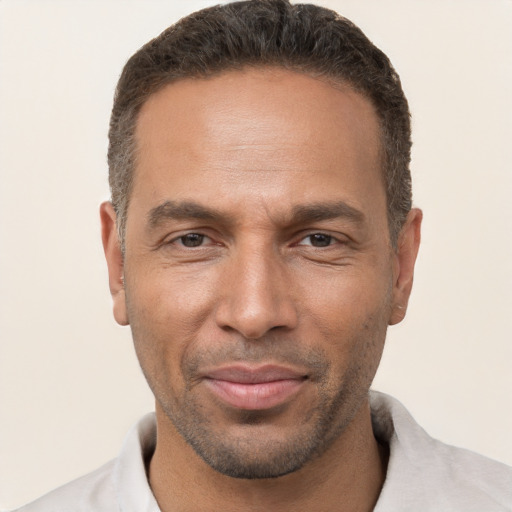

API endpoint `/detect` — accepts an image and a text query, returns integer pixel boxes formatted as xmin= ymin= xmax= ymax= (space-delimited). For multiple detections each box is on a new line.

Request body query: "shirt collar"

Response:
xmin=114 ymin=412 xmax=160 ymax=512
xmin=112 ymin=392 xmax=435 ymax=511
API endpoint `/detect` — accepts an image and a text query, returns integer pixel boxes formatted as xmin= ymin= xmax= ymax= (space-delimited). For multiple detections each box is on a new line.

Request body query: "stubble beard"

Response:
xmin=163 ymin=377 xmax=368 ymax=479
xmin=126 ymin=273 xmax=391 ymax=480
xmin=148 ymin=337 xmax=383 ymax=480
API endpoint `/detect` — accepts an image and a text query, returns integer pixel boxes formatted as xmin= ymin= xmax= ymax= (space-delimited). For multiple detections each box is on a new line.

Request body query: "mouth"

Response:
xmin=202 ymin=364 xmax=308 ymax=411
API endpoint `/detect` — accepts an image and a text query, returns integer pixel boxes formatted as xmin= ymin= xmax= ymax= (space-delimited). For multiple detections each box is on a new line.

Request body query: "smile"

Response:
xmin=202 ymin=364 xmax=307 ymax=410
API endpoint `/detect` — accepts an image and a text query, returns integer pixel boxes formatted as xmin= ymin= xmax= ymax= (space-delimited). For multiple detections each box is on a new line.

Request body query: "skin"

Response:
xmin=101 ymin=68 xmax=421 ymax=512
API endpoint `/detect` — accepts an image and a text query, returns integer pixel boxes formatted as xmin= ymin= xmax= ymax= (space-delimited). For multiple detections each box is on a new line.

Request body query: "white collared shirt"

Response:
xmin=14 ymin=392 xmax=512 ymax=511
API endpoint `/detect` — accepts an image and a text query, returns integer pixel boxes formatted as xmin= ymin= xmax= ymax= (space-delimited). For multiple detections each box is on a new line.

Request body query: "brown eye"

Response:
xmin=300 ymin=233 xmax=333 ymax=247
xmin=179 ymin=233 xmax=205 ymax=247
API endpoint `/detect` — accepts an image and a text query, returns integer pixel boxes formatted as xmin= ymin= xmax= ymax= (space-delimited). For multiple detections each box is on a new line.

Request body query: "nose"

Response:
xmin=214 ymin=243 xmax=298 ymax=339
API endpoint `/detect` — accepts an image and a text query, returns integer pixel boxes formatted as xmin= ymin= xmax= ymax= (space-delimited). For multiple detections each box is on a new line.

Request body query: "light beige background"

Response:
xmin=1 ymin=0 xmax=511 ymax=509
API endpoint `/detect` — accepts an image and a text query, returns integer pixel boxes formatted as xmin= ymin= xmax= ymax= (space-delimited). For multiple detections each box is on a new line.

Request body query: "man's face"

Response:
xmin=103 ymin=68 xmax=417 ymax=478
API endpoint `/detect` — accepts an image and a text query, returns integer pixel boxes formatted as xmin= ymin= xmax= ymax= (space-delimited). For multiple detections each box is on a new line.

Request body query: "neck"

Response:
xmin=149 ymin=399 xmax=388 ymax=512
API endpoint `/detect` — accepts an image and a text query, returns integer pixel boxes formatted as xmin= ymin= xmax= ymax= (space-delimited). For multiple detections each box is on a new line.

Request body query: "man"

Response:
xmin=14 ymin=1 xmax=512 ymax=511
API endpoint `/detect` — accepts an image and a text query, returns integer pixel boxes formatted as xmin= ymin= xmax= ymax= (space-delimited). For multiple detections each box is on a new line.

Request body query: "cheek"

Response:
xmin=297 ymin=263 xmax=393 ymax=323
xmin=131 ymin=263 xmax=218 ymax=328
xmin=124 ymin=266 xmax=219 ymax=383
xmin=295 ymin=266 xmax=392 ymax=367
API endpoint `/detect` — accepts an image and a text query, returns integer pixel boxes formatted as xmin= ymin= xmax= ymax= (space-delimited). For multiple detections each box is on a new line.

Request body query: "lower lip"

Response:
xmin=204 ymin=378 xmax=304 ymax=410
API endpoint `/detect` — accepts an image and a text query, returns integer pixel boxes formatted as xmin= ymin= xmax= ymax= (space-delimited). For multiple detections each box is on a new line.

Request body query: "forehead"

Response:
xmin=132 ymin=67 xmax=384 ymax=221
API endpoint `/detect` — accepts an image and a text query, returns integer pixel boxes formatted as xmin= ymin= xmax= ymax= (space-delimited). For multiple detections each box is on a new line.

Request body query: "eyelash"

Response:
xmin=167 ymin=231 xmax=343 ymax=249
xmin=297 ymin=233 xmax=337 ymax=248
xmin=172 ymin=233 xmax=213 ymax=248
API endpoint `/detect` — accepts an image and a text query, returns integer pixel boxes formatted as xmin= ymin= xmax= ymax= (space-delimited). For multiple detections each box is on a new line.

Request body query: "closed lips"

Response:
xmin=202 ymin=365 xmax=307 ymax=410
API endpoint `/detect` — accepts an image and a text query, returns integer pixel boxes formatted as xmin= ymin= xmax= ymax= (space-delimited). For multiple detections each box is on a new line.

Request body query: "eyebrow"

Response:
xmin=147 ymin=199 xmax=365 ymax=230
xmin=148 ymin=200 xmax=234 ymax=229
xmin=290 ymin=201 xmax=365 ymax=226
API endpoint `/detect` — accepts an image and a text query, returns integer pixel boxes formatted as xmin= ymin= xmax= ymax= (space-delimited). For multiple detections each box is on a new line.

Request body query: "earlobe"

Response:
xmin=389 ymin=208 xmax=422 ymax=326
xmin=100 ymin=201 xmax=129 ymax=326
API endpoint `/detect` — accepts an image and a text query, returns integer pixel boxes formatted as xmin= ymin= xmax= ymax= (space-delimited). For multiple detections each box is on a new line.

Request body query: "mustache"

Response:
xmin=183 ymin=336 xmax=330 ymax=381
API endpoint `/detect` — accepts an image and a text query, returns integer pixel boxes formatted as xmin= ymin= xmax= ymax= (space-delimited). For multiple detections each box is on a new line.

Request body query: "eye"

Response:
xmin=298 ymin=233 xmax=335 ymax=247
xmin=176 ymin=233 xmax=209 ymax=247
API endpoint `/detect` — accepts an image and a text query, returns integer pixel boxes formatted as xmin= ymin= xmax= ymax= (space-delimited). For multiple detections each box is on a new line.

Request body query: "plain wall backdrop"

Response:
xmin=1 ymin=0 xmax=511 ymax=509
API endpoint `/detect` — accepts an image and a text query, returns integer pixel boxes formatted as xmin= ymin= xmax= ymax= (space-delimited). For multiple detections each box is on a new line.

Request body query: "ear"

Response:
xmin=389 ymin=208 xmax=422 ymax=325
xmin=100 ymin=201 xmax=129 ymax=326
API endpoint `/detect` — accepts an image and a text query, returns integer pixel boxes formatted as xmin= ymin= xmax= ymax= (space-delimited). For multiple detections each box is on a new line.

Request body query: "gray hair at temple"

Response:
xmin=108 ymin=0 xmax=412 ymax=250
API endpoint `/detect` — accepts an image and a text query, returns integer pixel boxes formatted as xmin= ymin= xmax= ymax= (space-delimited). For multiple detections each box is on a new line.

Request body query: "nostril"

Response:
xmin=213 ymin=259 xmax=298 ymax=338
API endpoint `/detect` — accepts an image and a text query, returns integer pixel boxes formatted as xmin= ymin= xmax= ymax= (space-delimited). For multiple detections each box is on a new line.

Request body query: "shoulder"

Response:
xmin=12 ymin=412 xmax=159 ymax=512
xmin=371 ymin=391 xmax=512 ymax=512
xmin=12 ymin=460 xmax=116 ymax=512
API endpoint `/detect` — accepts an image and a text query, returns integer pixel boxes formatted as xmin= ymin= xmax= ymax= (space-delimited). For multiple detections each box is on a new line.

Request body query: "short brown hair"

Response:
xmin=108 ymin=0 xmax=412 ymax=248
